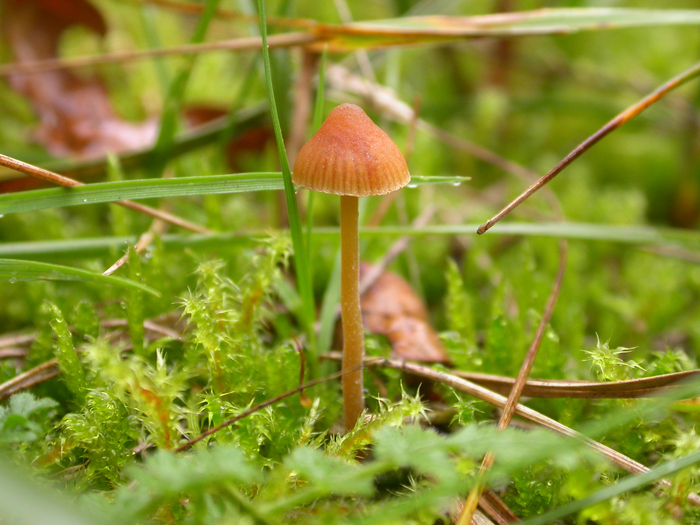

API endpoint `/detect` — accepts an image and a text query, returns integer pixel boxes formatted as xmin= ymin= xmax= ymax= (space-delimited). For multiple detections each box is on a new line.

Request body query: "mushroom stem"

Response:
xmin=340 ymin=194 xmax=364 ymax=431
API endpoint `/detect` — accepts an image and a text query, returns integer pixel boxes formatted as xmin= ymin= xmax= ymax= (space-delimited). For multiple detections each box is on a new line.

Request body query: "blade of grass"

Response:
xmin=139 ymin=3 xmax=172 ymax=93
xmin=0 ymin=173 xmax=464 ymax=216
xmin=0 ymin=173 xmax=282 ymax=215
xmin=317 ymin=250 xmax=342 ymax=355
xmin=4 ymin=222 xmax=700 ymax=260
xmin=357 ymin=222 xmax=700 ymax=246
xmin=478 ymin=59 xmax=700 ymax=235
xmin=0 ymin=259 xmax=160 ymax=296
xmin=0 ymin=152 xmax=209 ymax=233
xmin=520 ymin=449 xmax=700 ymax=525
xmin=257 ymin=0 xmax=315 ymax=356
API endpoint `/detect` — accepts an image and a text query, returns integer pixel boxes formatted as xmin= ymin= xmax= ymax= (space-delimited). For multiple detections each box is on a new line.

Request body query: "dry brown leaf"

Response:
xmin=1 ymin=0 xmax=158 ymax=158
xmin=360 ymin=262 xmax=451 ymax=363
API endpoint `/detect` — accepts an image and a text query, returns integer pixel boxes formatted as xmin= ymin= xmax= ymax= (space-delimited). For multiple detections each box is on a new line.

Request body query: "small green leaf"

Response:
xmin=0 ymin=393 xmax=57 ymax=443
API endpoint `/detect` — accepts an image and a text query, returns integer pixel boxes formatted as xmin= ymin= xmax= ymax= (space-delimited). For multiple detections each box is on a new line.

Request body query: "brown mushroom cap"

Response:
xmin=292 ymin=104 xmax=410 ymax=197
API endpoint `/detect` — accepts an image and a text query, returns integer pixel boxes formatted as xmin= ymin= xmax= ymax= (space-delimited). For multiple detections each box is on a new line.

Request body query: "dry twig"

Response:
xmin=322 ymin=353 xmax=700 ymax=507
xmin=477 ymin=59 xmax=700 ymax=235
xmin=458 ymin=241 xmax=567 ymax=524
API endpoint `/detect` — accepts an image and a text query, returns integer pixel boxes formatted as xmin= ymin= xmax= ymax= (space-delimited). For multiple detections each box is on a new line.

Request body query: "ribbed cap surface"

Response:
xmin=292 ymin=104 xmax=410 ymax=197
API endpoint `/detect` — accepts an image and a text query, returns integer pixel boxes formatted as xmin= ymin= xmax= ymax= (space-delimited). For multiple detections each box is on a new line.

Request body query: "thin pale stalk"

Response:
xmin=340 ymin=195 xmax=364 ymax=431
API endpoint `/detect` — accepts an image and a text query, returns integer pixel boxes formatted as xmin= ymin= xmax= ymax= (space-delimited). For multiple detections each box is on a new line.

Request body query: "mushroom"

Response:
xmin=293 ymin=103 xmax=410 ymax=431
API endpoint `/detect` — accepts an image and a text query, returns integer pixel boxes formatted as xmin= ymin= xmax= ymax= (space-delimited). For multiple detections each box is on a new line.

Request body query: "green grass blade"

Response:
xmin=520 ymin=449 xmax=700 ymax=525
xmin=0 ymin=234 xmax=258 ymax=260
xmin=0 ymin=259 xmax=160 ymax=296
xmin=4 ymin=222 xmax=700 ymax=260
xmin=257 ymin=0 xmax=315 ymax=351
xmin=362 ymin=222 xmax=700 ymax=246
xmin=0 ymin=173 xmax=282 ymax=215
xmin=0 ymin=173 xmax=462 ymax=215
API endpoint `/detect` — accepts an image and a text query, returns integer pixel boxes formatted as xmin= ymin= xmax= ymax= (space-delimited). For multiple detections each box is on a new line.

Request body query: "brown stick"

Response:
xmin=174 ymin=367 xmax=354 ymax=453
xmin=325 ymin=354 xmax=700 ymax=507
xmin=458 ymin=241 xmax=567 ymax=524
xmin=103 ymin=213 xmax=169 ymax=276
xmin=477 ymin=60 xmax=700 ymax=235
xmin=0 ymin=33 xmax=318 ymax=77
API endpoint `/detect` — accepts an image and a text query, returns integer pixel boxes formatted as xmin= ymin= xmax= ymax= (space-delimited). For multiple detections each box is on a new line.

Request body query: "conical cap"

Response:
xmin=292 ymin=104 xmax=410 ymax=197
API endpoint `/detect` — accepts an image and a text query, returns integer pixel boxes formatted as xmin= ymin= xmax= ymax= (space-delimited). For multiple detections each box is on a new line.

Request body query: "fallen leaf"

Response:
xmin=1 ymin=0 xmax=158 ymax=158
xmin=0 ymin=0 xmax=278 ymax=193
xmin=360 ymin=263 xmax=451 ymax=363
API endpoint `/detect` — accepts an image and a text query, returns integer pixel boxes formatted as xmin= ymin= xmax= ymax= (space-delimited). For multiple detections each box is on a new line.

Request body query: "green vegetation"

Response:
xmin=2 ymin=0 xmax=700 ymax=523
